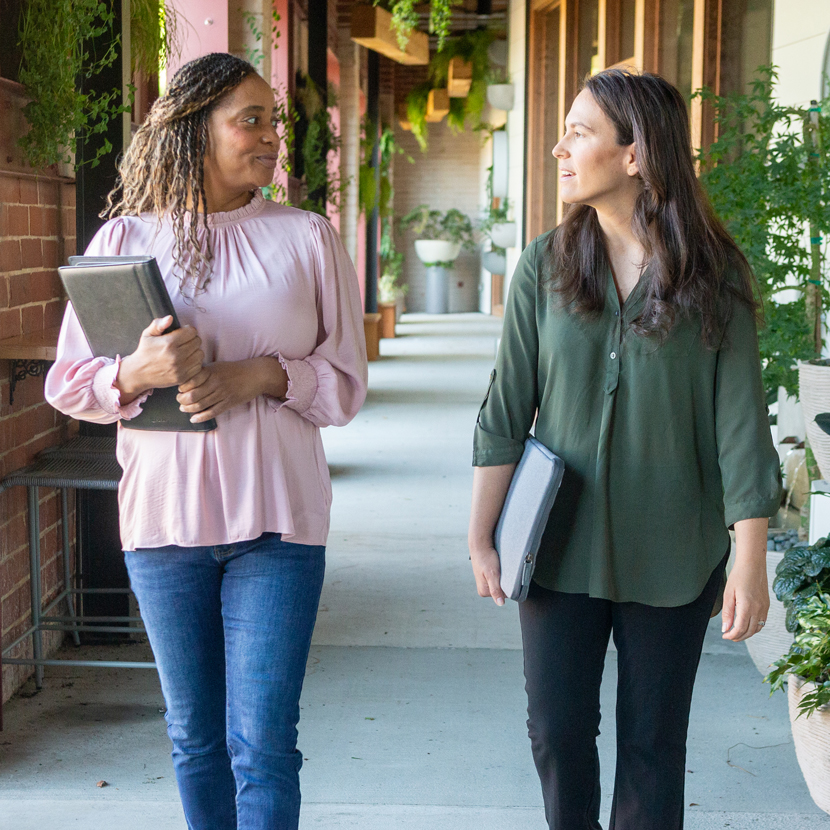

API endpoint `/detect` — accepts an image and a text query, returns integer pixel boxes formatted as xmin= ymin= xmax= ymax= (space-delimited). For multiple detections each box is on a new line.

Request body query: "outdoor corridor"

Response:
xmin=1 ymin=314 xmax=829 ymax=829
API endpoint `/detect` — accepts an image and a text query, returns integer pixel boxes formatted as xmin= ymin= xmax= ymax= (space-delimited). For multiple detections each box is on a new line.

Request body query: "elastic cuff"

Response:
xmin=266 ymin=355 xmax=319 ymax=414
xmin=92 ymin=356 xmax=151 ymax=419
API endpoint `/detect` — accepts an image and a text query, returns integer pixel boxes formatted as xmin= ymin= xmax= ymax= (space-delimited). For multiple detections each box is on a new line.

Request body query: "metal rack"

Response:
xmin=0 ymin=436 xmax=156 ymax=695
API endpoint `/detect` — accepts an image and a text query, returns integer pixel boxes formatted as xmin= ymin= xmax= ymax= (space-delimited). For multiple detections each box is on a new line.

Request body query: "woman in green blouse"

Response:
xmin=469 ymin=69 xmax=782 ymax=830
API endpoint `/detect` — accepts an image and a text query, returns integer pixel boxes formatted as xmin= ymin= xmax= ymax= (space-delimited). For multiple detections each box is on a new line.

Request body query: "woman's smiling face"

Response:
xmin=203 ymin=73 xmax=281 ymax=201
xmin=552 ymin=88 xmax=640 ymax=210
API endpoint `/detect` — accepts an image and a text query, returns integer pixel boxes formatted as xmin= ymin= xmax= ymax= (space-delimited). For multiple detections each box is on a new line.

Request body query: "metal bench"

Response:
xmin=0 ymin=436 xmax=156 ymax=702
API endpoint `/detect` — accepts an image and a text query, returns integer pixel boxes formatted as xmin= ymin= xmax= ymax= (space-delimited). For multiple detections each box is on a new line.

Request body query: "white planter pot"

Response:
xmin=487 ymin=83 xmax=515 ymax=111
xmin=789 ymin=677 xmax=830 ymax=814
xmin=744 ymin=549 xmax=794 ymax=675
xmin=482 ymin=250 xmax=506 ymax=274
xmin=414 ymin=239 xmax=461 ymax=264
xmin=798 ymin=361 xmax=830 ymax=480
xmin=490 ymin=222 xmax=517 ymax=249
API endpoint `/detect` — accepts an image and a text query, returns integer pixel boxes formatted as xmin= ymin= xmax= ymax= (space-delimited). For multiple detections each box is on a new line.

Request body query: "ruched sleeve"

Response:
xmin=266 ymin=212 xmax=368 ymax=428
xmin=44 ymin=218 xmax=151 ymax=423
xmin=473 ymin=237 xmax=540 ymax=466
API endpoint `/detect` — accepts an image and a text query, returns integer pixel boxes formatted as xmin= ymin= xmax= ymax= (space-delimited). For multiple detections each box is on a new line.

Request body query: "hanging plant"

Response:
xmin=293 ymin=76 xmax=348 ymax=217
xmin=376 ymin=0 xmax=462 ymax=53
xmin=131 ymin=0 xmax=180 ymax=76
xmin=404 ymin=29 xmax=502 ymax=152
xmin=17 ymin=0 xmax=179 ymax=170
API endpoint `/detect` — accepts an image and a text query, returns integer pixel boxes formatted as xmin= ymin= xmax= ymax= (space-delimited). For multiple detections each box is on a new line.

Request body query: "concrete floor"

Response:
xmin=1 ymin=313 xmax=828 ymax=829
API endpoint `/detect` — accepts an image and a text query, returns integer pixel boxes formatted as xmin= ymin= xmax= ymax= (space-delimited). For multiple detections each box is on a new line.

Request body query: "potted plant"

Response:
xmin=478 ymin=164 xmax=512 ymax=275
xmin=404 ymin=29 xmax=499 ymax=152
xmin=485 ymin=64 xmax=514 ymax=112
xmin=378 ymin=272 xmax=406 ymax=338
xmin=766 ymin=538 xmax=830 ymax=813
xmin=400 ymin=205 xmax=475 ymax=313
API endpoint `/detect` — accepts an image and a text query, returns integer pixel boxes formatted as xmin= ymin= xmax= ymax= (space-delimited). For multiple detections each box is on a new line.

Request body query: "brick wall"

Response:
xmin=0 ymin=83 xmax=78 ymax=703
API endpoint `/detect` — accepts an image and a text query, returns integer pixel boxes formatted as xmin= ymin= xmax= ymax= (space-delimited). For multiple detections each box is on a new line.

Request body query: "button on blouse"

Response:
xmin=473 ymin=231 xmax=782 ymax=606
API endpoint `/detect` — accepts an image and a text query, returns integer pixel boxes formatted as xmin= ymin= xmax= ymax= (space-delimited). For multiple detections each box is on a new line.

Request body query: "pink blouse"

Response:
xmin=45 ymin=192 xmax=368 ymax=550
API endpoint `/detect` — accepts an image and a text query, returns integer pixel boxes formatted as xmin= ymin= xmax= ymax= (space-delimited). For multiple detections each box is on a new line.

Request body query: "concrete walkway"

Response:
xmin=1 ymin=313 xmax=828 ymax=829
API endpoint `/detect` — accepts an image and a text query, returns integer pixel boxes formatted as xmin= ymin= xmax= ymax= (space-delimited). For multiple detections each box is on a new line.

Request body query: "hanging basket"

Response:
xmin=798 ymin=361 xmax=830 ymax=480
xmin=788 ymin=677 xmax=830 ymax=814
xmin=487 ymin=83 xmax=515 ymax=111
xmin=426 ymin=89 xmax=450 ymax=122
xmin=448 ymin=57 xmax=473 ymax=97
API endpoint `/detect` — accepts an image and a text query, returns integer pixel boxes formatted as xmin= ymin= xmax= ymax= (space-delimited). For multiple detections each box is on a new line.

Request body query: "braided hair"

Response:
xmin=103 ymin=53 xmax=257 ymax=296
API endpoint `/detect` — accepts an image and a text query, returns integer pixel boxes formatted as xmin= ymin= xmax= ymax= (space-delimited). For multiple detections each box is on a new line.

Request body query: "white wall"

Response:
xmin=771 ymin=0 xmax=830 ymax=107
xmin=504 ymin=0 xmax=528 ymax=297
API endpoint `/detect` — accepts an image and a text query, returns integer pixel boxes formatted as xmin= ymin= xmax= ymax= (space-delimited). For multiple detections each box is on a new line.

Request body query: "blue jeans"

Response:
xmin=125 ymin=533 xmax=325 ymax=830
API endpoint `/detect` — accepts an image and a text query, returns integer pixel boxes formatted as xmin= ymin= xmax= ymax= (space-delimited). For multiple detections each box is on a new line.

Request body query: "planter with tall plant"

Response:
xmin=400 ymin=205 xmax=475 ymax=313
xmin=765 ymin=537 xmax=830 ymax=812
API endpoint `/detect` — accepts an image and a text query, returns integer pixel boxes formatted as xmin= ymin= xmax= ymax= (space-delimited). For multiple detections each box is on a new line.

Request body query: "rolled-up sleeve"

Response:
xmin=714 ymin=296 xmax=783 ymax=527
xmin=473 ymin=237 xmax=540 ymax=466
xmin=44 ymin=219 xmax=151 ymax=423
xmin=266 ymin=213 xmax=368 ymax=428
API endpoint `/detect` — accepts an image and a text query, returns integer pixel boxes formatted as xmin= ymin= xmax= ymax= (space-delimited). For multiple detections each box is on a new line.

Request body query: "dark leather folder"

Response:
xmin=59 ymin=255 xmax=216 ymax=432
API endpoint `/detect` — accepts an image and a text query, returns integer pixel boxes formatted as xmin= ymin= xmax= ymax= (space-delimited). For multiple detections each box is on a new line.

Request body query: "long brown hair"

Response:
xmin=102 ymin=52 xmax=257 ymax=295
xmin=546 ymin=68 xmax=757 ymax=346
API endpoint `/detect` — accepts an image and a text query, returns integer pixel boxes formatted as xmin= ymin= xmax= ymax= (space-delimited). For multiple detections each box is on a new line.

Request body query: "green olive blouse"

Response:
xmin=473 ymin=231 xmax=782 ymax=607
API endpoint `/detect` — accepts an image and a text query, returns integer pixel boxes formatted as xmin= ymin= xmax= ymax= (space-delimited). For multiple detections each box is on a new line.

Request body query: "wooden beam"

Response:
xmin=351 ymin=5 xmax=429 ymax=66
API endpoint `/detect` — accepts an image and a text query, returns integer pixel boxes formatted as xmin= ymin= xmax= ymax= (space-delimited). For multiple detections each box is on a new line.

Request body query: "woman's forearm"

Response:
xmin=468 ymin=464 xmax=517 ymax=550
xmin=733 ymin=517 xmax=768 ymax=566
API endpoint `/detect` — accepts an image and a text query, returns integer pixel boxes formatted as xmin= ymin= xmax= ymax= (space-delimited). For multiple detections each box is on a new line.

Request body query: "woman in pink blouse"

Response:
xmin=46 ymin=53 xmax=367 ymax=830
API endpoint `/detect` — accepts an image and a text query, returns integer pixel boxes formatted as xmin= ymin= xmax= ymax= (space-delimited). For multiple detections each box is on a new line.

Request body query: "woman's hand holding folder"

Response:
xmin=116 ymin=316 xmax=205 ymax=404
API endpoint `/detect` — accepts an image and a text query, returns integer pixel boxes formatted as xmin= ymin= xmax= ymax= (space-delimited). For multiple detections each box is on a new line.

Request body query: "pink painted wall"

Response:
xmin=327 ymin=48 xmax=341 ymax=235
xmin=168 ymin=0 xmax=229 ymax=78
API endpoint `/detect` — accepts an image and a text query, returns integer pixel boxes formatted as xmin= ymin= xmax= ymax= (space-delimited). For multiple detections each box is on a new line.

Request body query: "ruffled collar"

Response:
xmin=204 ymin=189 xmax=267 ymax=227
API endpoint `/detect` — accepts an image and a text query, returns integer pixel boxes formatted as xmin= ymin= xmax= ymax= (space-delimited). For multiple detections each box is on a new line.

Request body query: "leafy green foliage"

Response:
xmin=771 ymin=538 xmax=830 ymax=632
xmin=478 ymin=155 xmax=510 ymax=256
xmin=17 ymin=0 xmax=179 ymax=170
xmin=400 ymin=205 xmax=475 ymax=248
xmin=405 ymin=29 xmax=501 ymax=152
xmin=261 ymin=86 xmax=297 ymax=207
xmin=241 ymin=6 xmax=281 ymax=69
xmin=131 ymin=0 xmax=179 ymax=75
xmin=696 ymin=68 xmax=830 ymax=399
xmin=428 ymin=0 xmax=463 ymax=52
xmin=377 ymin=0 xmax=462 ymax=52
xmin=406 ymin=83 xmax=431 ymax=152
xmin=18 ymin=0 xmax=125 ymax=169
xmin=766 ymin=593 xmax=830 ymax=718
xmin=293 ymin=77 xmax=346 ymax=217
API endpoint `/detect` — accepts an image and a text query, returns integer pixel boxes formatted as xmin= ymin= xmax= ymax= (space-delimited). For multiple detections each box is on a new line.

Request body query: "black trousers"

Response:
xmin=518 ymin=557 xmax=725 ymax=830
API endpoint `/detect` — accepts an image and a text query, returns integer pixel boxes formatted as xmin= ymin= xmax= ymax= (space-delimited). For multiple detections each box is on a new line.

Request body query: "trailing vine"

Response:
xmin=18 ymin=0 xmax=123 ymax=169
xmin=17 ymin=0 xmax=178 ymax=170
xmin=376 ymin=0 xmax=462 ymax=53
xmin=405 ymin=29 xmax=501 ymax=152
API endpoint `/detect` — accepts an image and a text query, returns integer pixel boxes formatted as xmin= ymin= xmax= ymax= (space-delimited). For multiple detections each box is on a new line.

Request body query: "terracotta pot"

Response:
xmin=378 ymin=302 xmax=396 ymax=339
xmin=798 ymin=361 xmax=830 ymax=480
xmin=745 ymin=549 xmax=794 ymax=675
xmin=788 ymin=677 xmax=830 ymax=814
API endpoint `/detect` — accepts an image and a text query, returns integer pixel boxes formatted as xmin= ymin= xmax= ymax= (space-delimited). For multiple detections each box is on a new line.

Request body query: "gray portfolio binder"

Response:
xmin=59 ymin=255 xmax=216 ymax=432
xmin=494 ymin=437 xmax=564 ymax=602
